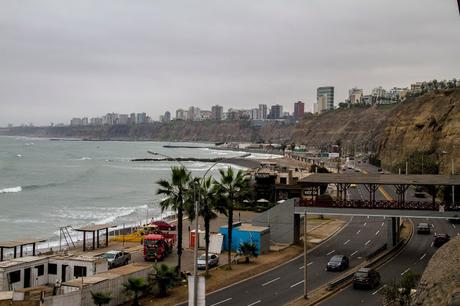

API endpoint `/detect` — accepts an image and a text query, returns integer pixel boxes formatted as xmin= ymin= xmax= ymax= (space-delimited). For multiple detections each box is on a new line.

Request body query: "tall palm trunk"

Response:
xmin=204 ymin=216 xmax=210 ymax=275
xmin=227 ymin=203 xmax=233 ymax=269
xmin=177 ymin=201 xmax=183 ymax=272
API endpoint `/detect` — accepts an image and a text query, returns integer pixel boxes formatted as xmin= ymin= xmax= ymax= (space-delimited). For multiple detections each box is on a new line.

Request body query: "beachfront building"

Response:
xmin=0 ymin=255 xmax=107 ymax=291
xmin=293 ymin=101 xmax=304 ymax=119
xmin=211 ymin=105 xmax=224 ymax=120
xmin=259 ymin=104 xmax=268 ymax=119
xmin=270 ymin=104 xmax=283 ymax=119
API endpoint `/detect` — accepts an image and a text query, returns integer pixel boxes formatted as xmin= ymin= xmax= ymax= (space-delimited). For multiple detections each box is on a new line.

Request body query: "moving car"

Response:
xmin=326 ymin=255 xmax=349 ymax=271
xmin=433 ymin=234 xmax=450 ymax=248
xmin=151 ymin=220 xmax=176 ymax=231
xmin=350 ymin=184 xmax=357 ymax=188
xmin=102 ymin=250 xmax=131 ymax=269
xmin=353 ymin=268 xmax=380 ymax=289
xmin=414 ymin=186 xmax=426 ymax=198
xmin=197 ymin=253 xmax=219 ymax=270
xmin=416 ymin=223 xmax=431 ymax=234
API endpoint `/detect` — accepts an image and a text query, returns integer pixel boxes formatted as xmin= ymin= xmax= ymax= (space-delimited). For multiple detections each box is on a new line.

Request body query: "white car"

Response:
xmin=197 ymin=254 xmax=219 ymax=270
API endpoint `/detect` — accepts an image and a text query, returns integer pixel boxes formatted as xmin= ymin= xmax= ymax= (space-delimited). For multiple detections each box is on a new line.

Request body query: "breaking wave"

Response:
xmin=0 ymin=186 xmax=22 ymax=193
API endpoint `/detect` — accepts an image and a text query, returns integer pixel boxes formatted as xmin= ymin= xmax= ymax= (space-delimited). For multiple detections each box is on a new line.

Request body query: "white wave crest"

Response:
xmin=0 ymin=186 xmax=22 ymax=194
xmin=79 ymin=157 xmax=92 ymax=160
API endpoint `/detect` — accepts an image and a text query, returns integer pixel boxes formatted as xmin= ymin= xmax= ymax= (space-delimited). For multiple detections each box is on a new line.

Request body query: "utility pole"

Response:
xmin=193 ymin=181 xmax=199 ymax=306
xmin=452 ymin=158 xmax=455 ymax=207
xmin=304 ymin=211 xmax=308 ymax=299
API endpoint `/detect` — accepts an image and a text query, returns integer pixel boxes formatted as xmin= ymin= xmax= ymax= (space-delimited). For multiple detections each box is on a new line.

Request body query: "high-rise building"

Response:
xmin=175 ymin=109 xmax=187 ymax=120
xmin=259 ymin=104 xmax=268 ymax=119
xmin=349 ymin=87 xmax=363 ymax=104
xmin=270 ymin=104 xmax=283 ymax=119
xmin=81 ymin=117 xmax=89 ymax=126
xmin=164 ymin=111 xmax=171 ymax=122
xmin=314 ymin=95 xmax=328 ymax=114
xmin=118 ymin=114 xmax=129 ymax=125
xmin=187 ymin=106 xmax=201 ymax=121
xmin=136 ymin=112 xmax=147 ymax=124
xmin=293 ymin=101 xmax=305 ymax=119
xmin=317 ymin=86 xmax=335 ymax=110
xmin=70 ymin=118 xmax=82 ymax=126
xmin=211 ymin=105 xmax=223 ymax=120
xmin=250 ymin=108 xmax=260 ymax=120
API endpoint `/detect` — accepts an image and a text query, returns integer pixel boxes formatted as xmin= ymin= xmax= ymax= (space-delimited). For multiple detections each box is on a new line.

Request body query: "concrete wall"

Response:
xmin=252 ymin=199 xmax=295 ymax=244
xmin=42 ymin=290 xmax=81 ymax=306
xmin=0 ymin=258 xmax=49 ymax=291
xmin=48 ymin=258 xmax=108 ymax=284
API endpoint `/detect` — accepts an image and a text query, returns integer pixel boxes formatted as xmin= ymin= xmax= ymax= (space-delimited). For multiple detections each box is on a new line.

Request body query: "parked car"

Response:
xmin=416 ymin=223 xmax=431 ymax=234
xmin=102 ymin=250 xmax=131 ymax=269
xmin=433 ymin=234 xmax=450 ymax=248
xmin=151 ymin=220 xmax=176 ymax=231
xmin=353 ymin=268 xmax=380 ymax=289
xmin=326 ymin=255 xmax=349 ymax=271
xmin=197 ymin=253 xmax=219 ymax=270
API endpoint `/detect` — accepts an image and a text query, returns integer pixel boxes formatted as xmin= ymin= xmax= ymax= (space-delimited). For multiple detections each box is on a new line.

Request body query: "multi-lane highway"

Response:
xmin=318 ymin=163 xmax=460 ymax=306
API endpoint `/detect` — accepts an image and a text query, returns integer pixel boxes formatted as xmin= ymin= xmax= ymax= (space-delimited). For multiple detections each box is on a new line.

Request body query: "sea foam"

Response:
xmin=0 ymin=186 xmax=22 ymax=194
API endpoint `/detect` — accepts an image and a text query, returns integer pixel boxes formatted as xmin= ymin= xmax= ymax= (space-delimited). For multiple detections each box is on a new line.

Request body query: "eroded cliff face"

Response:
xmin=377 ymin=89 xmax=460 ymax=174
xmin=4 ymin=89 xmax=459 ymax=172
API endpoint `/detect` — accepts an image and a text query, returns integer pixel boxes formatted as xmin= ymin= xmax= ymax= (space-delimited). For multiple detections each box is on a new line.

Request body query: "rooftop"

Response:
xmin=0 ymin=256 xmax=50 ymax=269
xmin=74 ymin=224 xmax=116 ymax=232
xmin=0 ymin=238 xmax=46 ymax=249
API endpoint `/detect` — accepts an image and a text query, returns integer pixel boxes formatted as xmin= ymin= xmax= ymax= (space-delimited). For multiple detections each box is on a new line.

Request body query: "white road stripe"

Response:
xmin=381 ymin=222 xmax=385 ymax=227
xmin=452 ymin=224 xmax=457 ymax=229
xmin=356 ymin=230 xmax=361 ymax=234
xmin=350 ymin=250 xmax=358 ymax=256
xmin=262 ymin=277 xmax=280 ymax=286
xmin=307 ymin=262 xmax=313 ymax=266
xmin=364 ymin=222 xmax=367 ymax=227
xmin=290 ymin=280 xmax=304 ymax=288
xmin=401 ymin=268 xmax=410 ymax=276
xmin=367 ymin=216 xmax=370 ymax=219
xmin=365 ymin=240 xmax=371 ymax=246
xmin=210 ymin=298 xmax=232 ymax=306
xmin=344 ymin=239 xmax=351 ymax=245
xmin=372 ymin=285 xmax=387 ymax=295
xmin=247 ymin=300 xmax=262 ymax=306
xmin=375 ymin=230 xmax=380 ymax=235
xmin=431 ymin=224 xmax=435 ymax=228
xmin=419 ymin=253 xmax=426 ymax=260
xmin=430 ymin=242 xmax=434 ymax=247
xmin=326 ymin=250 xmax=335 ymax=256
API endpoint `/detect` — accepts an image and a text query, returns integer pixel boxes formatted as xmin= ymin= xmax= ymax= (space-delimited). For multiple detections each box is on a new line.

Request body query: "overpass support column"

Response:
xmin=364 ymin=184 xmax=379 ymax=204
xmin=386 ymin=217 xmax=400 ymax=247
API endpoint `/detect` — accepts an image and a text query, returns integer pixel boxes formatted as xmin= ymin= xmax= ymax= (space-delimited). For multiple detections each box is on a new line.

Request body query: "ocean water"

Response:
xmin=0 ymin=136 xmax=279 ymax=247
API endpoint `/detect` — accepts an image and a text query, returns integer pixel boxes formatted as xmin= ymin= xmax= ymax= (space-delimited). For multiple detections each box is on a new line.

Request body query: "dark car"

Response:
xmin=433 ymin=234 xmax=450 ymax=247
xmin=327 ymin=255 xmax=349 ymax=271
xmin=353 ymin=268 xmax=380 ymax=289
xmin=151 ymin=220 xmax=176 ymax=231
xmin=416 ymin=223 xmax=431 ymax=234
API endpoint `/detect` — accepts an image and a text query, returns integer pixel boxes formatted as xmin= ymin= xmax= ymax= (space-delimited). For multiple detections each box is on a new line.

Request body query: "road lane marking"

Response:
xmin=356 ymin=230 xmax=361 ymax=234
xmin=344 ymin=239 xmax=351 ymax=245
xmin=419 ymin=253 xmax=426 ymax=260
xmin=326 ymin=250 xmax=335 ymax=256
xmin=365 ymin=240 xmax=371 ymax=246
xmin=247 ymin=300 xmax=261 ymax=306
xmin=210 ymin=298 xmax=232 ymax=306
xmin=290 ymin=280 xmax=304 ymax=288
xmin=299 ymin=262 xmax=313 ymax=269
xmin=381 ymin=222 xmax=385 ymax=227
xmin=262 ymin=277 xmax=280 ymax=286
xmin=367 ymin=216 xmax=370 ymax=219
xmin=375 ymin=230 xmax=380 ymax=235
xmin=364 ymin=222 xmax=367 ymax=227
xmin=401 ymin=268 xmax=410 ymax=276
xmin=350 ymin=250 xmax=358 ymax=256
xmin=430 ymin=242 xmax=434 ymax=247
xmin=452 ymin=224 xmax=457 ymax=229
xmin=372 ymin=285 xmax=387 ymax=295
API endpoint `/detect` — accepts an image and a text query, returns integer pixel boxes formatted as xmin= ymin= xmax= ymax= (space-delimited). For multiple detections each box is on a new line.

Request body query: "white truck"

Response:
xmin=101 ymin=250 xmax=131 ymax=269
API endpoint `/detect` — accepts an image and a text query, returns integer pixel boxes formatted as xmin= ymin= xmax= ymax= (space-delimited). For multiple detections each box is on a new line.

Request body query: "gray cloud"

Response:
xmin=1 ymin=0 xmax=459 ymax=125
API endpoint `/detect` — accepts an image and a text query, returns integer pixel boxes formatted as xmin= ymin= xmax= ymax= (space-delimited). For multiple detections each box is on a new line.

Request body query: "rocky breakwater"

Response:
xmin=411 ymin=235 xmax=460 ymax=305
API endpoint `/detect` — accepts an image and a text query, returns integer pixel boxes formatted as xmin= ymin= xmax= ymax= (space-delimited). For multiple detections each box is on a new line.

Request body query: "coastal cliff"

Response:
xmin=4 ymin=88 xmax=459 ymax=174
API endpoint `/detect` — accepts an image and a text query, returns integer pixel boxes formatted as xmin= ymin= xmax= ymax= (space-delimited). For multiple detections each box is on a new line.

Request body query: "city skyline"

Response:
xmin=1 ymin=0 xmax=460 ymax=126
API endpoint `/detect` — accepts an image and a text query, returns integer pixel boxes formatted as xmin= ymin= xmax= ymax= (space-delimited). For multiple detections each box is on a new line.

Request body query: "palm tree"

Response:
xmin=214 ymin=167 xmax=250 ymax=269
xmin=149 ymin=264 xmax=179 ymax=297
xmin=157 ymin=166 xmax=191 ymax=272
xmin=123 ymin=277 xmax=149 ymax=306
xmin=186 ymin=176 xmax=227 ymax=275
xmin=239 ymin=242 xmax=258 ymax=263
xmin=90 ymin=291 xmax=112 ymax=306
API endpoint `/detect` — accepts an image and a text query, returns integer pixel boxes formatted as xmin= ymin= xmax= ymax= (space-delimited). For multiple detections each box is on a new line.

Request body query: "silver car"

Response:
xmin=197 ymin=254 xmax=219 ymax=270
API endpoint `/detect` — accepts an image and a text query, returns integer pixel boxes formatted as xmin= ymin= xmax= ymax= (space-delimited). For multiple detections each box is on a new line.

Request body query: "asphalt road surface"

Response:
xmin=318 ymin=163 xmax=460 ymax=306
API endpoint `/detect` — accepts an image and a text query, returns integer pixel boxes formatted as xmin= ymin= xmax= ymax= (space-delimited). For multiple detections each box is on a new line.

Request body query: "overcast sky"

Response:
xmin=1 ymin=0 xmax=459 ymax=126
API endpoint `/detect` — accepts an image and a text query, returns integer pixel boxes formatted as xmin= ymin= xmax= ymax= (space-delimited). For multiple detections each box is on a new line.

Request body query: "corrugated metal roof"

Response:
xmin=74 ymin=224 xmax=116 ymax=232
xmin=0 ymin=238 xmax=46 ymax=248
